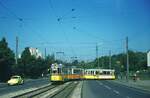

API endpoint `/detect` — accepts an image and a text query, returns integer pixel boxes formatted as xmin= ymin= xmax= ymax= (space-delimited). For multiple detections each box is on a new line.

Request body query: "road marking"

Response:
xmin=113 ymin=90 xmax=120 ymax=95
xmin=96 ymin=81 xmax=103 ymax=85
xmin=99 ymin=82 xmax=103 ymax=85
xmin=110 ymin=81 xmax=150 ymax=95
xmin=104 ymin=85 xmax=111 ymax=90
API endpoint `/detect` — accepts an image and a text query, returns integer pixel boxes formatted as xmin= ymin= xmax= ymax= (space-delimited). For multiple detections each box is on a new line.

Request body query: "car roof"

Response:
xmin=11 ymin=75 xmax=21 ymax=78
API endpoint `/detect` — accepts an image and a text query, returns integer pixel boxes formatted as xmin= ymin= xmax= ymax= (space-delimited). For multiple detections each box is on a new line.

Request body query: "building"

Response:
xmin=148 ymin=50 xmax=150 ymax=67
xmin=29 ymin=47 xmax=42 ymax=58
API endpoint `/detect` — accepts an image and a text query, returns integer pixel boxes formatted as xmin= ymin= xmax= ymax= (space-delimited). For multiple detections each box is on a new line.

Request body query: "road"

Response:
xmin=0 ymin=78 xmax=50 ymax=96
xmin=82 ymin=80 xmax=150 ymax=98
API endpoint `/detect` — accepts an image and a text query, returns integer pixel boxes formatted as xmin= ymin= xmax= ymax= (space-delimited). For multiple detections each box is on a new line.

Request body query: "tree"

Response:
xmin=19 ymin=47 xmax=56 ymax=78
xmin=21 ymin=47 xmax=36 ymax=77
xmin=72 ymin=60 xmax=79 ymax=66
xmin=0 ymin=38 xmax=15 ymax=82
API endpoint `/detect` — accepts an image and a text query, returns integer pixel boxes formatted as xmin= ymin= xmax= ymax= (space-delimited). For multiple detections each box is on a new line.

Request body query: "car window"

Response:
xmin=11 ymin=76 xmax=19 ymax=79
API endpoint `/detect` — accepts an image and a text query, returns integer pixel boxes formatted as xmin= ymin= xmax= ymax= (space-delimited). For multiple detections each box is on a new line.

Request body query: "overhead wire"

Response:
xmin=73 ymin=26 xmax=125 ymax=53
xmin=0 ymin=0 xmax=47 ymax=51
xmin=48 ymin=0 xmax=77 ymax=59
xmin=49 ymin=1 xmax=124 ymax=60
xmin=0 ymin=1 xmax=22 ymax=21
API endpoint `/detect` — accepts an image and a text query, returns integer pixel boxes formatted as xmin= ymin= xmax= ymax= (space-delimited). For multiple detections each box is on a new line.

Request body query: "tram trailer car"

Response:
xmin=83 ymin=69 xmax=115 ymax=80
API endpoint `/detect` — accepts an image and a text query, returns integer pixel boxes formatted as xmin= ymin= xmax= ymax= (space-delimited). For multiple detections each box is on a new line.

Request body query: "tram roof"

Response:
xmin=84 ymin=68 xmax=115 ymax=71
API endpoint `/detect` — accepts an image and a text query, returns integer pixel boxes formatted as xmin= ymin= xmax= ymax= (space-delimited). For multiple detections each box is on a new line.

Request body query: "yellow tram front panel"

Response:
xmin=51 ymin=74 xmax=64 ymax=81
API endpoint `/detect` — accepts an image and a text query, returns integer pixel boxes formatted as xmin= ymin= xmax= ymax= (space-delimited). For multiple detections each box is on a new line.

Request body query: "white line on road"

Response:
xmin=112 ymin=81 xmax=150 ymax=95
xmin=99 ymin=82 xmax=103 ymax=85
xmin=113 ymin=90 xmax=120 ymax=95
xmin=104 ymin=85 xmax=111 ymax=90
xmin=96 ymin=81 xmax=103 ymax=85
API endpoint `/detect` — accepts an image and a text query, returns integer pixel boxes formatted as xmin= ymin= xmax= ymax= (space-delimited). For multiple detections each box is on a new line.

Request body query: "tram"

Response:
xmin=50 ymin=63 xmax=115 ymax=82
xmin=83 ymin=69 xmax=115 ymax=80
xmin=50 ymin=63 xmax=83 ymax=82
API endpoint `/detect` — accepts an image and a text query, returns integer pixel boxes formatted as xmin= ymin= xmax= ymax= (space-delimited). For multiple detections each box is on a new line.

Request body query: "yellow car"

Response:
xmin=7 ymin=75 xmax=24 ymax=85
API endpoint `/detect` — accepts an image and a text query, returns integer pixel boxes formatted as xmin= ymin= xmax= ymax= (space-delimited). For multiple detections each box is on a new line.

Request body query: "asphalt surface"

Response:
xmin=0 ymin=78 xmax=50 ymax=96
xmin=82 ymin=80 xmax=150 ymax=98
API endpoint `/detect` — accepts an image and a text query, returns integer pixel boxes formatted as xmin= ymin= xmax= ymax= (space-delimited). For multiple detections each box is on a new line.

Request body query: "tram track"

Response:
xmin=48 ymin=81 xmax=78 ymax=98
xmin=12 ymin=83 xmax=56 ymax=98
xmin=12 ymin=81 xmax=78 ymax=98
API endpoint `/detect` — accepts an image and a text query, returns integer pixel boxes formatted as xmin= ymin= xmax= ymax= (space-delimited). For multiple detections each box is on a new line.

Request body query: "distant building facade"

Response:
xmin=148 ymin=50 xmax=150 ymax=67
xmin=29 ymin=47 xmax=42 ymax=58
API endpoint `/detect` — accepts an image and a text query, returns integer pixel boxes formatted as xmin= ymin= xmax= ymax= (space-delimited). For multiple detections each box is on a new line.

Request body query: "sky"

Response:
xmin=0 ymin=0 xmax=150 ymax=61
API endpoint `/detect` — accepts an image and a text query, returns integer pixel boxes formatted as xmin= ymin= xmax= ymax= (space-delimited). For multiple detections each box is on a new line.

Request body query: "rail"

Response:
xmin=12 ymin=84 xmax=57 ymax=98
xmin=49 ymin=81 xmax=78 ymax=98
xmin=12 ymin=81 xmax=78 ymax=98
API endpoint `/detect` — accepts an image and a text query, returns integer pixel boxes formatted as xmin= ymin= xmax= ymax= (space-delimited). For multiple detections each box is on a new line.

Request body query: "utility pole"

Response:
xmin=45 ymin=48 xmax=47 ymax=59
xmin=126 ymin=37 xmax=129 ymax=82
xmin=15 ymin=36 xmax=18 ymax=65
xmin=109 ymin=50 xmax=111 ymax=69
xmin=96 ymin=44 xmax=99 ymax=68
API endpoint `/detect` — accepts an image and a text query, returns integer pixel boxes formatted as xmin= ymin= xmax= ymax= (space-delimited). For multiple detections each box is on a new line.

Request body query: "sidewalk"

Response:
xmin=71 ymin=81 xmax=83 ymax=98
xmin=113 ymin=79 xmax=150 ymax=92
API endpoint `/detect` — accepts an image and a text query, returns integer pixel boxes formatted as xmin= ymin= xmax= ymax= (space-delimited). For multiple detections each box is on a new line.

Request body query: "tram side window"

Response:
xmin=74 ymin=69 xmax=81 ymax=74
xmin=91 ymin=71 xmax=94 ymax=75
xmin=103 ymin=71 xmax=107 ymax=75
xmin=85 ymin=71 xmax=86 ymax=74
xmin=63 ymin=68 xmax=67 ymax=74
xmin=99 ymin=72 xmax=103 ymax=75
xmin=110 ymin=71 xmax=114 ymax=75
xmin=95 ymin=71 xmax=99 ymax=75
xmin=107 ymin=71 xmax=110 ymax=75
xmin=92 ymin=71 xmax=94 ymax=75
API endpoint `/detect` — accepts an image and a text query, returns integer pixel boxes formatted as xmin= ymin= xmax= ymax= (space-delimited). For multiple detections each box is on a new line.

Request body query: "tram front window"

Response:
xmin=58 ymin=68 xmax=61 ymax=74
xmin=52 ymin=68 xmax=62 ymax=74
xmin=52 ymin=70 xmax=57 ymax=74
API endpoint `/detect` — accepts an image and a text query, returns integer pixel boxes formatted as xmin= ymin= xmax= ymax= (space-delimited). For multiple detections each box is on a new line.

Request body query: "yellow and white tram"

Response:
xmin=50 ymin=63 xmax=83 ymax=82
xmin=50 ymin=63 xmax=115 ymax=82
xmin=83 ymin=69 xmax=115 ymax=80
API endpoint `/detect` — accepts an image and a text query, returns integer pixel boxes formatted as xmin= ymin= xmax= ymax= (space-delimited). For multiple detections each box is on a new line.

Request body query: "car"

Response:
xmin=7 ymin=75 xmax=24 ymax=85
